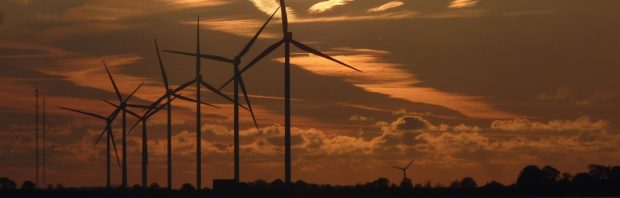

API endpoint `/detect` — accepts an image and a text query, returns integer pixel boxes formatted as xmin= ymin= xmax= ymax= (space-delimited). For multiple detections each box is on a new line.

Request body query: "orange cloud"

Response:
xmin=449 ymin=0 xmax=478 ymax=9
xmin=308 ymin=0 xmax=354 ymax=14
xmin=491 ymin=116 xmax=609 ymax=132
xmin=278 ymin=48 xmax=519 ymax=119
xmin=367 ymin=1 xmax=404 ymax=13
xmin=181 ymin=19 xmax=279 ymax=39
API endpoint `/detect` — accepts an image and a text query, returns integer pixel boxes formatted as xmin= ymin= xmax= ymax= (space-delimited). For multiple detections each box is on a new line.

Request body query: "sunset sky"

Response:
xmin=1 ymin=0 xmax=620 ymax=188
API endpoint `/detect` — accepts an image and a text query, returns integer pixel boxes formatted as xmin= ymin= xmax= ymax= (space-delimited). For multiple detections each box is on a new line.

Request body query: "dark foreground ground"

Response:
xmin=2 ymin=185 xmax=620 ymax=198
xmin=3 ymin=164 xmax=620 ymax=197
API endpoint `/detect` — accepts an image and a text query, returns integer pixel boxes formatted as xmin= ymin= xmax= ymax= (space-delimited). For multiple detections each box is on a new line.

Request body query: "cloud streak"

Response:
xmin=367 ymin=1 xmax=404 ymax=13
xmin=279 ymin=48 xmax=519 ymax=119
xmin=309 ymin=0 xmax=354 ymax=14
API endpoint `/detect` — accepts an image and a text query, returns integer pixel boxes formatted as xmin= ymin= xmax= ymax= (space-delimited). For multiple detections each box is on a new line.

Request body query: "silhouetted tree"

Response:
xmin=294 ymin=180 xmax=308 ymax=190
xmin=542 ymin=166 xmax=560 ymax=183
xmin=180 ymin=183 xmax=195 ymax=191
xmin=55 ymin=183 xmax=64 ymax=189
xmin=482 ymin=180 xmax=504 ymax=189
xmin=368 ymin=178 xmax=390 ymax=190
xmin=571 ymin=172 xmax=594 ymax=186
xmin=148 ymin=182 xmax=160 ymax=190
xmin=449 ymin=180 xmax=461 ymax=188
xmin=559 ymin=172 xmax=573 ymax=183
xmin=460 ymin=177 xmax=477 ymax=188
xmin=131 ymin=184 xmax=141 ymax=190
xmin=271 ymin=179 xmax=285 ymax=190
xmin=0 ymin=177 xmax=17 ymax=190
xmin=21 ymin=181 xmax=35 ymax=190
xmin=588 ymin=164 xmax=610 ymax=180
xmin=516 ymin=165 xmax=544 ymax=190
xmin=608 ymin=166 xmax=620 ymax=182
xmin=423 ymin=180 xmax=432 ymax=188
xmin=450 ymin=177 xmax=477 ymax=188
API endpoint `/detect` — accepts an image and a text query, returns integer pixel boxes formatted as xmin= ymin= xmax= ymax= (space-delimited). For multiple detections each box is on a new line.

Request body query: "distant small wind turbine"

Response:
xmin=57 ymin=106 xmax=121 ymax=188
xmin=392 ymin=160 xmax=414 ymax=182
xmin=218 ymin=0 xmax=362 ymax=184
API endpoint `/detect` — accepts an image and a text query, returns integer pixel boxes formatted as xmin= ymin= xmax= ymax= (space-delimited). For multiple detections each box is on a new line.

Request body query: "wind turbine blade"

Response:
xmin=405 ymin=160 xmax=414 ymax=170
xmin=238 ymin=75 xmax=260 ymax=132
xmin=124 ymin=82 xmax=144 ymax=103
xmin=109 ymin=129 xmax=121 ymax=169
xmin=200 ymin=79 xmax=248 ymax=110
xmin=172 ymin=93 xmax=220 ymax=109
xmin=279 ymin=0 xmax=288 ymax=33
xmin=163 ymin=50 xmax=234 ymax=64
xmin=128 ymin=119 xmax=142 ymax=134
xmin=392 ymin=166 xmax=404 ymax=170
xmin=201 ymin=80 xmax=232 ymax=102
xmin=145 ymin=96 xmax=178 ymax=118
xmin=103 ymin=60 xmax=123 ymax=102
xmin=290 ymin=40 xmax=362 ymax=72
xmin=96 ymin=108 xmax=121 ymax=144
xmin=172 ymin=79 xmax=196 ymax=94
xmin=124 ymin=108 xmax=142 ymax=119
xmin=102 ymin=99 xmax=119 ymax=108
xmin=154 ymin=39 xmax=169 ymax=90
xmin=238 ymin=7 xmax=280 ymax=58
xmin=126 ymin=103 xmax=151 ymax=109
xmin=95 ymin=126 xmax=108 ymax=145
xmin=58 ymin=106 xmax=107 ymax=120
xmin=219 ymin=39 xmax=284 ymax=90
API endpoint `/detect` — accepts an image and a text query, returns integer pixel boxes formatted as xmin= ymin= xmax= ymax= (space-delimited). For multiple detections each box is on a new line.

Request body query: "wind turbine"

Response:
xmin=392 ymin=160 xmax=414 ymax=182
xmin=106 ymin=92 xmax=218 ymax=188
xmin=218 ymin=0 xmax=362 ymax=184
xmin=57 ymin=106 xmax=122 ymax=188
xmin=164 ymin=7 xmax=279 ymax=183
xmin=100 ymin=60 xmax=145 ymax=188
xmin=154 ymin=39 xmax=231 ymax=189
xmin=150 ymin=16 xmax=243 ymax=190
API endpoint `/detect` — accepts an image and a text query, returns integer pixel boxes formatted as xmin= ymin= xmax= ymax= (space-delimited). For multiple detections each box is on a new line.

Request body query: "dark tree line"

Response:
xmin=2 ymin=164 xmax=620 ymax=197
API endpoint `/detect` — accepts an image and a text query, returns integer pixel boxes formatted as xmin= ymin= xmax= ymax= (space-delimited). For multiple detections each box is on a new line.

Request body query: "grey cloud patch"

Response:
xmin=394 ymin=116 xmax=433 ymax=131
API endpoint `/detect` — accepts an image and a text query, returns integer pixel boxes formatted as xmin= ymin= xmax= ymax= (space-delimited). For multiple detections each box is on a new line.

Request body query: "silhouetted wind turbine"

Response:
xmin=218 ymin=0 xmax=362 ymax=184
xmin=392 ymin=160 xmax=414 ymax=181
xmin=155 ymin=16 xmax=241 ymax=189
xmin=107 ymin=92 xmax=218 ymax=188
xmin=57 ymin=106 xmax=121 ymax=188
xmin=153 ymin=39 xmax=227 ymax=189
xmin=100 ymin=60 xmax=144 ymax=188
xmin=164 ymin=7 xmax=279 ymax=183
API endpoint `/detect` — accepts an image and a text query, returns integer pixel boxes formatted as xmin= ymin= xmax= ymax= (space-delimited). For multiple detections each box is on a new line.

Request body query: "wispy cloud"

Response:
xmin=277 ymin=48 xmax=519 ymax=119
xmin=448 ymin=0 xmax=478 ymax=9
xmin=182 ymin=18 xmax=279 ymax=39
xmin=249 ymin=0 xmax=297 ymax=20
xmin=308 ymin=0 xmax=354 ymax=14
xmin=367 ymin=1 xmax=404 ymax=13
xmin=292 ymin=11 xmax=415 ymax=23
xmin=0 ymin=40 xmax=77 ymax=59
